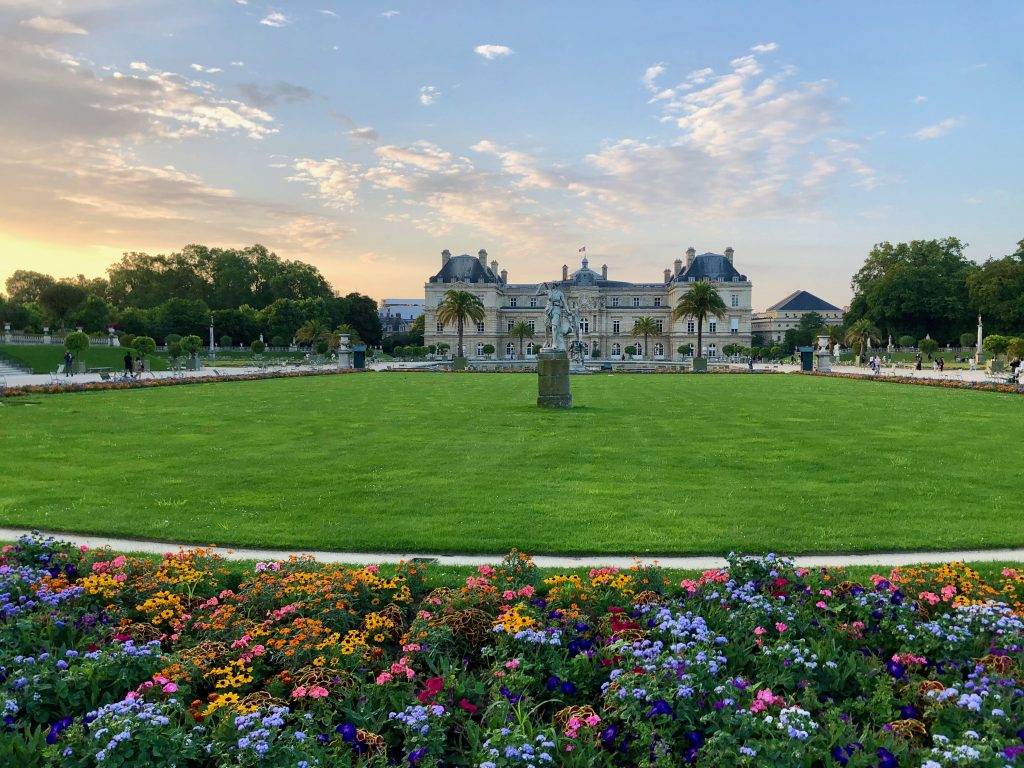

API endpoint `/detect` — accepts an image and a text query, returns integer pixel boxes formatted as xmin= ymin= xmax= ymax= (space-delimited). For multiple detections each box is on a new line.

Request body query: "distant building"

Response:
xmin=424 ymin=247 xmax=753 ymax=359
xmin=751 ymin=290 xmax=844 ymax=342
xmin=379 ymin=299 xmax=424 ymax=334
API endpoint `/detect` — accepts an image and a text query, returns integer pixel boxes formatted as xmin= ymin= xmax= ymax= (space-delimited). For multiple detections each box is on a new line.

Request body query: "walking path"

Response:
xmin=2 ymin=528 xmax=1021 ymax=570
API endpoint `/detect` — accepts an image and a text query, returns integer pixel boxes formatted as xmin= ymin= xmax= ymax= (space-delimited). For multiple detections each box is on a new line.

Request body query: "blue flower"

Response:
xmin=646 ymin=699 xmax=673 ymax=719
xmin=336 ymin=722 xmax=356 ymax=742
xmin=600 ymin=723 xmax=618 ymax=745
xmin=877 ymin=747 xmax=898 ymax=768
xmin=546 ymin=676 xmax=560 ymax=691
xmin=886 ymin=661 xmax=906 ymax=679
xmin=409 ymin=747 xmax=428 ymax=765
xmin=560 ymin=680 xmax=576 ymax=696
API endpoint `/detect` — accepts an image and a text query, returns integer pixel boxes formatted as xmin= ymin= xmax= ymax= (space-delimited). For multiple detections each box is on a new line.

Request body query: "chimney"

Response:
xmin=674 ymin=258 xmax=682 ymax=275
xmin=601 ymin=264 xmax=608 ymax=280
xmin=490 ymin=259 xmax=499 ymax=274
xmin=725 ymin=246 xmax=734 ymax=264
xmin=562 ymin=264 xmax=569 ymax=281
xmin=478 ymin=248 xmax=488 ymax=266
xmin=686 ymin=247 xmax=696 ymax=269
xmin=441 ymin=249 xmax=451 ymax=266
xmin=500 ymin=269 xmax=507 ymax=284
xmin=664 ymin=268 xmax=671 ymax=283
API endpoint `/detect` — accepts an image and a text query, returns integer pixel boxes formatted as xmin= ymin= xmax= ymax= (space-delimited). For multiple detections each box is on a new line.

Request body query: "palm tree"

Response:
xmin=508 ymin=320 xmax=534 ymax=358
xmin=631 ymin=317 xmax=659 ymax=360
xmin=436 ymin=289 xmax=485 ymax=359
xmin=296 ymin=319 xmax=330 ymax=348
xmin=332 ymin=323 xmax=363 ymax=347
xmin=672 ymin=281 xmax=727 ymax=360
xmin=844 ymin=318 xmax=881 ymax=361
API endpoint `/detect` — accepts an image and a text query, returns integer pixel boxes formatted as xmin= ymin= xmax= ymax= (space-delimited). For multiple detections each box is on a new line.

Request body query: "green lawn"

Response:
xmin=0 ymin=373 xmax=1021 ymax=555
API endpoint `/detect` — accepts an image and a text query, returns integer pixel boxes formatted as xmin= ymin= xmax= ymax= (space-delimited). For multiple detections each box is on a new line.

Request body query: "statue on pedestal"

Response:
xmin=536 ymin=283 xmax=574 ymax=351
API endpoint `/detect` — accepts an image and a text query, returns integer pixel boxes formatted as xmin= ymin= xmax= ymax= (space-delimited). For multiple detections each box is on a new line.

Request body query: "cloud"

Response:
xmin=913 ymin=117 xmax=963 ymax=140
xmin=912 ymin=95 xmax=927 ymax=104
xmin=474 ymin=44 xmax=513 ymax=60
xmin=238 ymin=81 xmax=315 ymax=108
xmin=258 ymin=11 xmax=290 ymax=27
xmin=381 ymin=10 xmax=399 ymax=18
xmin=319 ymin=9 xmax=337 ymax=16
xmin=348 ymin=127 xmax=379 ymax=142
xmin=129 ymin=61 xmax=149 ymax=72
xmin=190 ymin=63 xmax=223 ymax=74
xmin=288 ymin=157 xmax=363 ymax=209
xmin=230 ymin=61 xmax=245 ymax=67
xmin=642 ymin=63 xmax=665 ymax=93
xmin=418 ymin=85 xmax=439 ymax=106
xmin=750 ymin=42 xmax=777 ymax=53
xmin=20 ymin=16 xmax=88 ymax=35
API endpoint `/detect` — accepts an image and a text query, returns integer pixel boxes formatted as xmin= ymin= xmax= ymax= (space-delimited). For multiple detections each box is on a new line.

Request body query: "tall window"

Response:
xmin=529 ymin=297 xmax=537 ymax=308
xmin=527 ymin=342 xmax=537 ymax=355
xmin=527 ymin=320 xmax=536 ymax=332
xmin=709 ymin=321 xmax=717 ymax=334
xmin=687 ymin=321 xmax=695 ymax=334
xmin=436 ymin=295 xmax=443 ymax=305
xmin=612 ymin=343 xmax=621 ymax=356
xmin=612 ymin=319 xmax=620 ymax=334
xmin=436 ymin=322 xmax=444 ymax=333
xmin=476 ymin=343 xmax=484 ymax=355
xmin=731 ymin=293 xmax=739 ymax=307
xmin=509 ymin=297 xmax=518 ymax=308
xmin=656 ymin=319 xmax=663 ymax=333
xmin=632 ymin=297 xmax=640 ymax=307
xmin=653 ymin=297 xmax=661 ymax=307
xmin=476 ymin=321 xmax=485 ymax=333
xmin=654 ymin=342 xmax=664 ymax=356
xmin=507 ymin=319 xmax=514 ymax=332
xmin=708 ymin=343 xmax=717 ymax=356
xmin=505 ymin=343 xmax=515 ymax=357
xmin=730 ymin=317 xmax=739 ymax=335
xmin=612 ymin=297 xmax=620 ymax=307
xmin=580 ymin=317 xmax=590 ymax=333
xmin=634 ymin=342 xmax=642 ymax=355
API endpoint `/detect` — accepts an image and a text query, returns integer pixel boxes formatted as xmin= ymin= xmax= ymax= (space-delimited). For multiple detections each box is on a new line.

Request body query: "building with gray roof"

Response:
xmin=752 ymin=290 xmax=844 ymax=343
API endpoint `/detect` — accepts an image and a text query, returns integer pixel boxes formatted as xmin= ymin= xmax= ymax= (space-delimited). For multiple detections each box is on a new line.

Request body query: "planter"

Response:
xmin=451 ymin=356 xmax=468 ymax=370
xmin=73 ymin=361 xmax=87 ymax=374
xmin=692 ymin=357 xmax=708 ymax=372
xmin=186 ymin=358 xmax=201 ymax=371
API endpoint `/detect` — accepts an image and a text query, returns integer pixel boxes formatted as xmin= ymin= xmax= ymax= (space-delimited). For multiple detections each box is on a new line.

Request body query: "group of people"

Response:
xmin=123 ymin=351 xmax=146 ymax=379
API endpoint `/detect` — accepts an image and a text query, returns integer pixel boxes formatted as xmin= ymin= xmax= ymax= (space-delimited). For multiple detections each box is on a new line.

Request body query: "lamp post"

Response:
xmin=209 ymin=315 xmax=215 ymax=361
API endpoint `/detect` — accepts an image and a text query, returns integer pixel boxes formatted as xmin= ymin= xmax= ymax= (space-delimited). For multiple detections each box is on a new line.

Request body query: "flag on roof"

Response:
xmin=578 ymin=245 xmax=586 ymax=253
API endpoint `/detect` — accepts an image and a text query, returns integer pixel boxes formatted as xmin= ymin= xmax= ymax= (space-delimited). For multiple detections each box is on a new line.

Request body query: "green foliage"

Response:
xmin=4 ymin=269 xmax=56 ymax=304
xmin=159 ymin=297 xmax=210 ymax=338
xmin=677 ymin=344 xmax=692 ymax=355
xmin=624 ymin=345 xmax=637 ymax=356
xmin=427 ymin=344 xmax=437 ymax=354
xmin=315 ymin=339 xmax=330 ymax=355
xmin=482 ymin=343 xmax=495 ymax=355
xmin=508 ymin=320 xmax=534 ymax=357
xmin=845 ymin=319 xmax=881 ymax=358
xmin=673 ymin=282 xmax=727 ymax=358
xmin=1007 ymin=337 xmax=1024 ymax=359
xmin=219 ymin=334 xmax=233 ymax=348
xmin=966 ymin=240 xmax=1024 ymax=335
xmin=437 ymin=290 xmax=485 ymax=359
xmin=133 ymin=336 xmax=156 ymax=358
xmin=982 ymin=334 xmax=1009 ymax=357
xmin=181 ymin=334 xmax=203 ymax=357
xmin=62 ymin=331 xmax=90 ymax=357
xmin=167 ymin=341 xmax=183 ymax=360
xmin=900 ymin=335 xmax=918 ymax=348
xmin=847 ymin=237 xmax=977 ymax=342
xmin=251 ymin=340 xmax=266 ymax=355
xmin=918 ymin=337 xmax=939 ymax=356
xmin=39 ymin=283 xmax=87 ymax=329
xmin=73 ymin=295 xmax=111 ymax=333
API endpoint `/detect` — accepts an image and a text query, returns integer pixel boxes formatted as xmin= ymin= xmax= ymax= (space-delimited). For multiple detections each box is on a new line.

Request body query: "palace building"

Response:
xmin=423 ymin=247 xmax=753 ymax=359
xmin=751 ymin=290 xmax=844 ymax=343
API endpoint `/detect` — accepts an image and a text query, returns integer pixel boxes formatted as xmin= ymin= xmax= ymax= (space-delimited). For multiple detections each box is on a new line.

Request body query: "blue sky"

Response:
xmin=1 ymin=0 xmax=1021 ymax=308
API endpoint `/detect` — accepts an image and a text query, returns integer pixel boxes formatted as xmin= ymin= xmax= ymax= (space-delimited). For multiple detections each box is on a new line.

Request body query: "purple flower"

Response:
xmin=646 ymin=699 xmax=673 ymax=719
xmin=900 ymin=704 xmax=918 ymax=719
xmin=877 ymin=747 xmax=898 ymax=768
xmin=546 ymin=676 xmax=560 ymax=691
xmin=560 ymin=681 xmax=576 ymax=696
xmin=886 ymin=661 xmax=906 ymax=679
xmin=336 ymin=723 xmax=356 ymax=742
xmin=409 ymin=747 xmax=428 ymax=765
xmin=46 ymin=716 xmax=73 ymax=745
xmin=600 ymin=724 xmax=618 ymax=745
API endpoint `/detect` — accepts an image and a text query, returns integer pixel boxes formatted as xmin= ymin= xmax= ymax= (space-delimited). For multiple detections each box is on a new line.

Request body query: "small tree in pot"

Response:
xmin=63 ymin=331 xmax=90 ymax=374
xmin=133 ymin=336 xmax=156 ymax=372
xmin=181 ymin=334 xmax=203 ymax=370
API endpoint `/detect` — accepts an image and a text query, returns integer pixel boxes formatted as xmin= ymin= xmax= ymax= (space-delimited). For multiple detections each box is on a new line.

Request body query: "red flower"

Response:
xmin=418 ymin=676 xmax=445 ymax=702
xmin=458 ymin=698 xmax=478 ymax=714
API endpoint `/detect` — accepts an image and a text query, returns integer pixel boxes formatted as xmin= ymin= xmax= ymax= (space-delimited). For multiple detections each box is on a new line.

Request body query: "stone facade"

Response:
xmin=424 ymin=247 xmax=753 ymax=360
xmin=751 ymin=290 xmax=844 ymax=343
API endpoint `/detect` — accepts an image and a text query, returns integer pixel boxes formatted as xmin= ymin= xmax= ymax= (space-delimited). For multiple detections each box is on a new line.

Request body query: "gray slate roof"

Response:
xmin=678 ymin=253 xmax=746 ymax=282
xmin=765 ymin=290 xmax=842 ymax=312
xmin=429 ymin=255 xmax=499 ymax=284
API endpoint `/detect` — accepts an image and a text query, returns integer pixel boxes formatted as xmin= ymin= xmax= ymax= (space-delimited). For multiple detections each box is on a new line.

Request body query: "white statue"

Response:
xmin=537 ymin=283 xmax=573 ymax=351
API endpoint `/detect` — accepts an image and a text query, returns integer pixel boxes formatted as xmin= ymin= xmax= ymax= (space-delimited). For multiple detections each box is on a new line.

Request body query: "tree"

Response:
xmin=624 ymin=345 xmax=637 ymax=356
xmin=251 ymin=340 xmax=266 ymax=355
xmin=959 ymin=332 xmax=976 ymax=348
xmin=73 ymin=295 xmax=112 ymax=333
xmin=847 ymin=237 xmax=977 ymax=342
xmin=966 ymin=240 xmax=1024 ymax=335
xmin=181 ymin=335 xmax=203 ymax=359
xmin=631 ymin=317 xmax=659 ymax=361
xmin=219 ymin=335 xmax=233 ymax=348
xmin=295 ymin=319 xmax=331 ymax=348
xmin=408 ymin=314 xmax=425 ymax=346
xmin=336 ymin=293 xmax=383 ymax=347
xmin=672 ymin=282 xmax=727 ymax=360
xmin=63 ymin=331 xmax=90 ymax=364
xmin=844 ymin=318 xmax=881 ymax=360
xmin=482 ymin=343 xmax=495 ymax=357
xmin=133 ymin=336 xmax=156 ymax=359
xmin=39 ymin=282 xmax=87 ymax=329
xmin=333 ymin=323 xmax=363 ymax=347
xmin=918 ymin=337 xmax=939 ymax=357
xmin=677 ymin=343 xmax=693 ymax=356
xmin=159 ymin=297 xmax=210 ymax=338
xmin=983 ymin=335 xmax=1009 ymax=358
xmin=508 ymin=320 xmax=534 ymax=358
xmin=900 ymin=335 xmax=918 ymax=348
xmin=5 ymin=270 xmax=56 ymax=304
xmin=1007 ymin=337 xmax=1024 ymax=359
xmin=436 ymin=290 xmax=485 ymax=359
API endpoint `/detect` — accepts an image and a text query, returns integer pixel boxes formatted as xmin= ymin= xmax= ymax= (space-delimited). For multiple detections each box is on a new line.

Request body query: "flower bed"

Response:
xmin=0 ymin=368 xmax=365 ymax=399
xmin=800 ymin=370 xmax=1024 ymax=395
xmin=2 ymin=535 xmax=1023 ymax=766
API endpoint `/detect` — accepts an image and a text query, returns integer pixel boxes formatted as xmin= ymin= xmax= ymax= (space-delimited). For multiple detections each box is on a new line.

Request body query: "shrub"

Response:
xmin=133 ymin=336 xmax=156 ymax=359
xmin=219 ymin=334 xmax=232 ymax=348
xmin=270 ymin=335 xmax=287 ymax=348
xmin=959 ymin=332 xmax=976 ymax=348
xmin=167 ymin=340 xmax=183 ymax=360
xmin=63 ymin=331 xmax=90 ymax=358
xmin=624 ymin=345 xmax=637 ymax=356
xmin=482 ymin=343 xmax=495 ymax=355
xmin=181 ymin=334 xmax=203 ymax=357
xmin=251 ymin=340 xmax=266 ymax=355
xmin=315 ymin=339 xmax=330 ymax=355
xmin=165 ymin=333 xmax=182 ymax=347
xmin=427 ymin=344 xmax=437 ymax=354
xmin=899 ymin=335 xmax=917 ymax=348
xmin=1008 ymin=337 xmax=1024 ymax=359
xmin=982 ymin=334 xmax=1009 ymax=357
xmin=918 ymin=337 xmax=939 ymax=356
xmin=120 ymin=333 xmax=136 ymax=350
xmin=677 ymin=344 xmax=692 ymax=355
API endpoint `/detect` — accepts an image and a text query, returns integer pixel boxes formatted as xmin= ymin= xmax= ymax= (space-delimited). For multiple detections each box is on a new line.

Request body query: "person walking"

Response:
xmin=63 ymin=350 xmax=74 ymax=377
xmin=124 ymin=351 xmax=133 ymax=378
xmin=135 ymin=356 xmax=144 ymax=378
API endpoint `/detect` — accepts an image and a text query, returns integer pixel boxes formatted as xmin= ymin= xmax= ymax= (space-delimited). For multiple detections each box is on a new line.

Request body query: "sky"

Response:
xmin=0 ymin=1 xmax=1021 ymax=310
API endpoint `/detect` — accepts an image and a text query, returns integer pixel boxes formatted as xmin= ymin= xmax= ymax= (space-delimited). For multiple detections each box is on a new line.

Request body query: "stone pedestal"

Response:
xmin=537 ymin=349 xmax=572 ymax=408
xmin=691 ymin=357 xmax=708 ymax=372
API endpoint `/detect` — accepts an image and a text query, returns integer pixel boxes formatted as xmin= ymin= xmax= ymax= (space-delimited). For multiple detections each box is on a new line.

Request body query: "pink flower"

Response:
xmin=375 ymin=672 xmax=394 ymax=684
xmin=753 ymin=626 xmax=766 ymax=636
xmin=477 ymin=565 xmax=496 ymax=578
xmin=775 ymin=622 xmax=788 ymax=633
xmin=365 ymin=565 xmax=379 ymax=574
xmin=918 ymin=591 xmax=940 ymax=605
xmin=815 ymin=601 xmax=828 ymax=609
xmin=308 ymin=686 xmax=329 ymax=698
xmin=517 ymin=585 xmax=535 ymax=598
xmin=584 ymin=714 xmax=601 ymax=727
xmin=162 ymin=683 xmax=178 ymax=693
xmin=79 ymin=545 xmax=89 ymax=552
xmin=502 ymin=590 xmax=517 ymax=600
xmin=940 ymin=585 xmax=957 ymax=601
xmin=291 ymin=686 xmax=308 ymax=698
xmin=504 ymin=659 xmax=519 ymax=669
xmin=402 ymin=643 xmax=421 ymax=652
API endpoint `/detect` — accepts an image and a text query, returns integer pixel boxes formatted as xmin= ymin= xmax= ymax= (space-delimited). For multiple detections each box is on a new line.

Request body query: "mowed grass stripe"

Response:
xmin=0 ymin=373 xmax=1019 ymax=555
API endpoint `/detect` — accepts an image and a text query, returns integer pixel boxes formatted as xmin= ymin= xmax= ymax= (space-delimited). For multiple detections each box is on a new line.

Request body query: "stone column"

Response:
xmin=3 ymin=322 xmax=10 ymax=344
xmin=537 ymin=349 xmax=572 ymax=408
xmin=814 ymin=334 xmax=831 ymax=372
xmin=43 ymin=325 xmax=50 ymax=344
xmin=337 ymin=334 xmax=352 ymax=369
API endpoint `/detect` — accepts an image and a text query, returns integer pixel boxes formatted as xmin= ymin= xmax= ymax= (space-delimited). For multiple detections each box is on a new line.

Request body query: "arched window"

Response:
xmin=505 ymin=343 xmax=515 ymax=358
xmin=612 ymin=343 xmax=621 ymax=356
xmin=476 ymin=343 xmax=484 ymax=355
xmin=654 ymin=342 xmax=664 ymax=356
xmin=527 ymin=342 xmax=537 ymax=355
xmin=708 ymin=343 xmax=717 ymax=357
